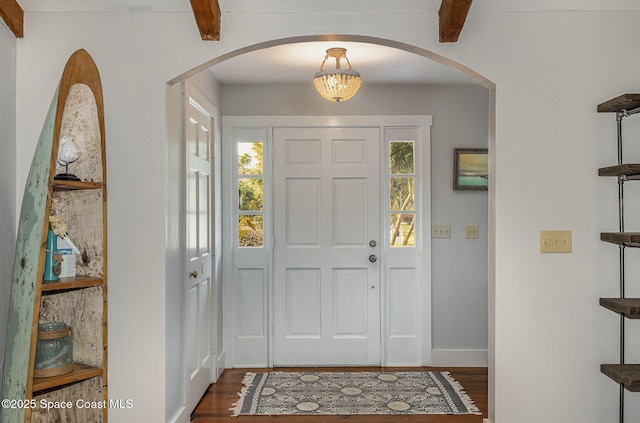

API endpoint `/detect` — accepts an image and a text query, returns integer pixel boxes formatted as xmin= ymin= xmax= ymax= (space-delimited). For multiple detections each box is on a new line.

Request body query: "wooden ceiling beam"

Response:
xmin=438 ymin=0 xmax=472 ymax=43
xmin=189 ymin=0 xmax=221 ymax=41
xmin=0 ymin=0 xmax=24 ymax=38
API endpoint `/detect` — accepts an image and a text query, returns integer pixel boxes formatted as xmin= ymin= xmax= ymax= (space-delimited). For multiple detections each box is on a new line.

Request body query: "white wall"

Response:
xmin=15 ymin=12 xmax=214 ymax=423
xmin=164 ymin=80 xmax=184 ymax=422
xmin=0 ymin=21 xmax=16 ymax=392
xmin=221 ymin=83 xmax=489 ymax=363
xmin=9 ymin=8 xmax=640 ymax=423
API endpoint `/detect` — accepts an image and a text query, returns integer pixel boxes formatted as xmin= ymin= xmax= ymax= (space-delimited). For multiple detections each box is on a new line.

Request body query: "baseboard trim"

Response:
xmin=431 ymin=349 xmax=488 ymax=367
xmin=216 ymin=351 xmax=226 ymax=380
xmin=483 ymin=419 xmax=493 ymax=423
xmin=167 ymin=405 xmax=189 ymax=423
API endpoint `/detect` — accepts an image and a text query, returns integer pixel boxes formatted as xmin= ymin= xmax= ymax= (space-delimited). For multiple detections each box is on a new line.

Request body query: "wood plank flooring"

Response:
xmin=191 ymin=367 xmax=488 ymax=423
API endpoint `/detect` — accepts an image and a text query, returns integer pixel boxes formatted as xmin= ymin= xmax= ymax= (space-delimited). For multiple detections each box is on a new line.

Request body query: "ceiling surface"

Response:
xmin=17 ymin=0 xmax=640 ymax=86
xmin=209 ymin=41 xmax=477 ymax=86
xmin=19 ymin=0 xmax=640 ymax=13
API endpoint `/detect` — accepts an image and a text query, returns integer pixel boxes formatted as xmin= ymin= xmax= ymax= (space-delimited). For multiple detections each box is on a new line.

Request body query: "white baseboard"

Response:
xmin=216 ymin=350 xmax=226 ymax=380
xmin=483 ymin=419 xmax=493 ymax=423
xmin=167 ymin=405 xmax=189 ymax=423
xmin=430 ymin=349 xmax=488 ymax=367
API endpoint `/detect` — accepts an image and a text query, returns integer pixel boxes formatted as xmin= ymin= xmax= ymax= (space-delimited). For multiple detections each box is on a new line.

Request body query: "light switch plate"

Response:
xmin=465 ymin=225 xmax=479 ymax=239
xmin=540 ymin=230 xmax=572 ymax=253
xmin=432 ymin=224 xmax=451 ymax=239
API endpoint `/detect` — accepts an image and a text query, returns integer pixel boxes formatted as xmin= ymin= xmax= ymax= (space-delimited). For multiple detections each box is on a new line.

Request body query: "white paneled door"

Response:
xmin=185 ymin=92 xmax=214 ymax=412
xmin=273 ymin=127 xmax=381 ymax=365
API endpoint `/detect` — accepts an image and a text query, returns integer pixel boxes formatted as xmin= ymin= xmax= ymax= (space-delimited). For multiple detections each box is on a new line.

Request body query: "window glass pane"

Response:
xmin=389 ymin=141 xmax=414 ymax=175
xmin=389 ymin=213 xmax=415 ymax=247
xmin=389 ymin=177 xmax=414 ymax=211
xmin=238 ymin=214 xmax=264 ymax=247
xmin=238 ymin=142 xmax=263 ymax=175
xmin=238 ymin=177 xmax=263 ymax=211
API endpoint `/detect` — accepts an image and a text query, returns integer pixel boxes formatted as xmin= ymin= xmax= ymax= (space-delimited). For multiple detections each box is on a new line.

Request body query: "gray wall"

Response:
xmin=0 ymin=23 xmax=17 ymax=389
xmin=221 ymin=82 xmax=489 ymax=357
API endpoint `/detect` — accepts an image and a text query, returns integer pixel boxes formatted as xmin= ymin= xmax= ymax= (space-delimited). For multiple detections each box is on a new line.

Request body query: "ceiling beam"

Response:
xmin=438 ymin=0 xmax=472 ymax=43
xmin=189 ymin=0 xmax=221 ymax=41
xmin=0 ymin=0 xmax=24 ymax=38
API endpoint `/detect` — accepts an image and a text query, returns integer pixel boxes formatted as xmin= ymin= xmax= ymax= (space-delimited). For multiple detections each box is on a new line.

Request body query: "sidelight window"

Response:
xmin=237 ymin=141 xmax=264 ymax=247
xmin=388 ymin=141 xmax=415 ymax=247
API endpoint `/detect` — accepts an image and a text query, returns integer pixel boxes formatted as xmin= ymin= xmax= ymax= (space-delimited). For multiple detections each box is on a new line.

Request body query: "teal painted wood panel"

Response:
xmin=0 ymin=87 xmax=58 ymax=423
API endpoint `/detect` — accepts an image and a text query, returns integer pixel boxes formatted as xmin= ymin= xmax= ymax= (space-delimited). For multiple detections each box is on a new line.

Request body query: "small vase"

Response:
xmin=43 ymin=230 xmax=59 ymax=282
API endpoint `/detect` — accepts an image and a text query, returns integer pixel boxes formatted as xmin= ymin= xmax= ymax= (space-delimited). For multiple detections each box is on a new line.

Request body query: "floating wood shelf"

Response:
xmin=601 ymin=364 xmax=640 ymax=392
xmin=41 ymin=276 xmax=104 ymax=292
xmin=52 ymin=180 xmax=103 ymax=191
xmin=601 ymin=232 xmax=640 ymax=247
xmin=600 ymin=298 xmax=640 ymax=318
xmin=598 ymin=94 xmax=640 ymax=113
xmin=598 ymin=164 xmax=640 ymax=178
xmin=32 ymin=362 xmax=103 ymax=392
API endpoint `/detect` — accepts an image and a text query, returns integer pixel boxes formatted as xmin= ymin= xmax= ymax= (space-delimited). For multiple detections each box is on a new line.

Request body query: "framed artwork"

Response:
xmin=453 ymin=148 xmax=488 ymax=191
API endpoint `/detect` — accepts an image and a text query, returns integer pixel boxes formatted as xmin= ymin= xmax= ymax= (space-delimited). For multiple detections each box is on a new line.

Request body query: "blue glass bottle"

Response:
xmin=43 ymin=229 xmax=59 ymax=282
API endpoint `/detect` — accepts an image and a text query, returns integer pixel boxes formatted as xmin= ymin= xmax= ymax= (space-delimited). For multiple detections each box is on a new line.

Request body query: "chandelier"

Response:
xmin=313 ymin=48 xmax=362 ymax=102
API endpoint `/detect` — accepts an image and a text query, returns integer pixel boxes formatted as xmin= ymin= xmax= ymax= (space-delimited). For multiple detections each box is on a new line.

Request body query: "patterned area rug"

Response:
xmin=231 ymin=371 xmax=481 ymax=416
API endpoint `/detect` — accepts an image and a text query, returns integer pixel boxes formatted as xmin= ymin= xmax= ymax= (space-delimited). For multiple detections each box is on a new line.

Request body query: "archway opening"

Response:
xmin=167 ymin=34 xmax=496 ymax=421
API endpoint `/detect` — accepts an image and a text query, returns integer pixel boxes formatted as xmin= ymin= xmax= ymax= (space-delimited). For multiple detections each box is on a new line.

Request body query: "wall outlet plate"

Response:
xmin=540 ymin=230 xmax=572 ymax=253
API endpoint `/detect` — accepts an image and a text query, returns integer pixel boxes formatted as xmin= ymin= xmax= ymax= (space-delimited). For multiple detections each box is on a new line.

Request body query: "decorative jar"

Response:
xmin=34 ymin=322 xmax=73 ymax=377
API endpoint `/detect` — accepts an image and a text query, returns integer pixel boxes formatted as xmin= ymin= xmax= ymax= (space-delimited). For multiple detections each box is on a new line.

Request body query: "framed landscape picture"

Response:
xmin=453 ymin=148 xmax=488 ymax=191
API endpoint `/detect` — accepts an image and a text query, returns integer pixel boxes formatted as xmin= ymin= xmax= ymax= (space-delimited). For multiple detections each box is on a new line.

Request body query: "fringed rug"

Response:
xmin=231 ymin=371 xmax=481 ymax=416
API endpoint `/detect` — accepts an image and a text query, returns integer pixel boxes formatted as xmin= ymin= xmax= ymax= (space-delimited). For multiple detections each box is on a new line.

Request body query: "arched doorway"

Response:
xmin=167 ymin=34 xmax=496 ymax=422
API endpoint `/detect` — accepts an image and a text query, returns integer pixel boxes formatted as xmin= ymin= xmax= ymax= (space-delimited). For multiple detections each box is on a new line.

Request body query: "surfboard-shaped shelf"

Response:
xmin=1 ymin=49 xmax=108 ymax=423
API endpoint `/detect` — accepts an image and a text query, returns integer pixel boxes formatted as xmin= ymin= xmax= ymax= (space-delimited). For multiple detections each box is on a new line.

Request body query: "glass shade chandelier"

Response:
xmin=313 ymin=47 xmax=362 ymax=102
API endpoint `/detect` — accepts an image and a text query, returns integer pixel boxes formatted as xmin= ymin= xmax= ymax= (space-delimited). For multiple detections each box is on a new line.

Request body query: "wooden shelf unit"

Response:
xmin=597 ymin=94 xmax=640 ymax=422
xmin=0 ymin=50 xmax=108 ymax=423
xmin=32 ymin=363 xmax=104 ymax=393
xmin=41 ymin=276 xmax=104 ymax=292
xmin=52 ymin=180 xmax=103 ymax=191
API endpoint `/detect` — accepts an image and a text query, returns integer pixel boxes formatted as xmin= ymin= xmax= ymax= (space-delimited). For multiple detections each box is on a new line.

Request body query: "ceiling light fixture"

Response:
xmin=313 ymin=47 xmax=362 ymax=102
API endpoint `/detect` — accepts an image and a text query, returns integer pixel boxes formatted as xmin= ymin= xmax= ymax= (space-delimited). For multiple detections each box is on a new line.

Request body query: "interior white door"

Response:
xmin=273 ymin=126 xmax=381 ymax=365
xmin=185 ymin=94 xmax=214 ymax=411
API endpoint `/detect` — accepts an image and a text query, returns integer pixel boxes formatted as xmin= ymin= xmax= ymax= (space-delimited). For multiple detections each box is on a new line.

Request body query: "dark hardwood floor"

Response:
xmin=191 ymin=367 xmax=488 ymax=423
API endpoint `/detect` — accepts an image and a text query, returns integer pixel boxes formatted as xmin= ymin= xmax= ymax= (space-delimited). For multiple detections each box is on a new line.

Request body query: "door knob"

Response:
xmin=369 ymin=254 xmax=377 ymax=263
xmin=369 ymin=240 xmax=377 ymax=247
xmin=189 ymin=271 xmax=198 ymax=278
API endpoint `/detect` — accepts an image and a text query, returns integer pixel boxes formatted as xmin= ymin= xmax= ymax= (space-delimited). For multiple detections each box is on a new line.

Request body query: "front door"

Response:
xmin=272 ymin=127 xmax=381 ymax=365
